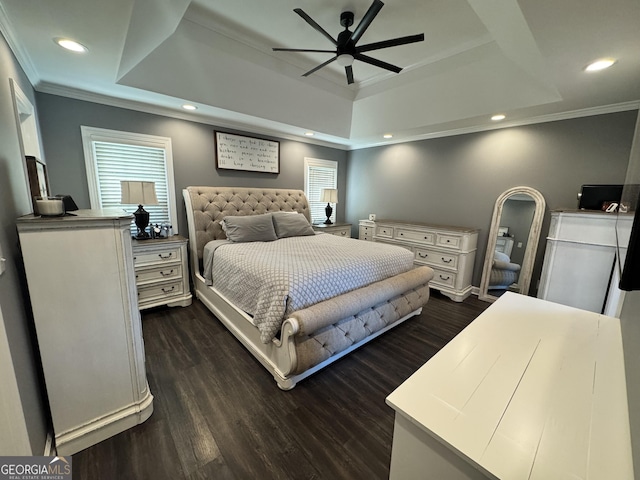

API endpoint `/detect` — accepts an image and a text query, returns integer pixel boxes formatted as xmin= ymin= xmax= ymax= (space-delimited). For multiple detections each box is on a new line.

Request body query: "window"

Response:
xmin=81 ymin=126 xmax=178 ymax=234
xmin=304 ymin=157 xmax=337 ymax=224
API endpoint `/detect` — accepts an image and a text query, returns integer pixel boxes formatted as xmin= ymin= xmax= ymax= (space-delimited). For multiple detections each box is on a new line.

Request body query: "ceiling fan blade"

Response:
xmin=357 ymin=34 xmax=424 ymax=53
xmin=346 ymin=65 xmax=354 ymax=84
xmin=302 ymin=56 xmax=338 ymax=77
xmin=350 ymin=0 xmax=384 ymax=44
xmin=354 ymin=53 xmax=402 ymax=73
xmin=273 ymin=48 xmax=336 ymax=53
xmin=294 ymin=8 xmax=337 ymax=46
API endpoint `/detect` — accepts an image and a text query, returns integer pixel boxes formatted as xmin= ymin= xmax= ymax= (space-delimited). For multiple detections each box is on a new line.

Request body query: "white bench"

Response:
xmin=386 ymin=292 xmax=634 ymax=479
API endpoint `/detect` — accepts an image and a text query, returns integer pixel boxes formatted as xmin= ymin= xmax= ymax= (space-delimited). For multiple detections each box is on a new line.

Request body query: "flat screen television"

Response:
xmin=578 ymin=184 xmax=623 ymax=210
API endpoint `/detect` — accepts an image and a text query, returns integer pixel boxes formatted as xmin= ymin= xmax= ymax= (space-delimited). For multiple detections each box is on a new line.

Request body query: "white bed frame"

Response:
xmin=183 ymin=187 xmax=433 ymax=389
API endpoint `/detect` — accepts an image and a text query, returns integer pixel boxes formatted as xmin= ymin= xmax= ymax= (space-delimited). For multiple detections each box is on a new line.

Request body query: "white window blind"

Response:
xmin=81 ymin=126 xmax=178 ymax=235
xmin=304 ymin=157 xmax=337 ymax=224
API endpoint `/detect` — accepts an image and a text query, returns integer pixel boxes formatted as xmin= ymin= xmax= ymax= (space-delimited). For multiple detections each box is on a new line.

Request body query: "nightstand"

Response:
xmin=312 ymin=222 xmax=352 ymax=238
xmin=359 ymin=219 xmax=375 ymax=241
xmin=132 ymin=235 xmax=192 ymax=310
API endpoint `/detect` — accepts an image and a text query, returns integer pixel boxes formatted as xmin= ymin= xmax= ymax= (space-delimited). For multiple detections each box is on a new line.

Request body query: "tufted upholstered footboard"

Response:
xmin=183 ymin=186 xmax=434 ymax=389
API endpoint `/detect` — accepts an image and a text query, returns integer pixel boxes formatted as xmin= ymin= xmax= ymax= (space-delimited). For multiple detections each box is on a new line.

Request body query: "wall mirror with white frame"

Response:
xmin=479 ymin=186 xmax=546 ymax=302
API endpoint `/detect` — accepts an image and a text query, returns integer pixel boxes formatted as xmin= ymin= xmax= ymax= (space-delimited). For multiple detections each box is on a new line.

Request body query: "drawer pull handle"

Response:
xmin=158 ymin=253 xmax=173 ymax=259
xmin=418 ymin=253 xmax=428 ymax=258
xmin=340 ymin=231 xmax=346 ymax=235
xmin=400 ymin=232 xmax=404 ymax=236
xmin=439 ymin=275 xmax=451 ymax=281
xmin=160 ymin=269 xmax=174 ymax=277
xmin=424 ymin=236 xmax=428 ymax=240
xmin=446 ymin=239 xmax=451 ymax=243
xmin=161 ymin=286 xmax=175 ymax=294
xmin=441 ymin=258 xmax=452 ymax=263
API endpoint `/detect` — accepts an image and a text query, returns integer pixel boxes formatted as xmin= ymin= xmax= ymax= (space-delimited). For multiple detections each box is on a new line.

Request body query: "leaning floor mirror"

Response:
xmin=479 ymin=186 xmax=546 ymax=302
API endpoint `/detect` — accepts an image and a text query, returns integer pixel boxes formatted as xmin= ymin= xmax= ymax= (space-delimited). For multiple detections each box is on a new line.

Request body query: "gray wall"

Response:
xmin=0 ymin=31 xmax=48 ymax=453
xmin=346 ymin=111 xmax=638 ymax=291
xmin=35 ymin=93 xmax=349 ymax=238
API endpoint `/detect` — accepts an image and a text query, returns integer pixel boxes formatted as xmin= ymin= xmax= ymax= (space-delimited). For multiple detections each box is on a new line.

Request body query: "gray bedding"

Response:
xmin=203 ymin=233 xmax=415 ymax=343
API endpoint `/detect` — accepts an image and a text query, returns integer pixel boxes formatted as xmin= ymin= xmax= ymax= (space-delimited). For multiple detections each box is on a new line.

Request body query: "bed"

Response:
xmin=183 ymin=186 xmax=434 ymax=389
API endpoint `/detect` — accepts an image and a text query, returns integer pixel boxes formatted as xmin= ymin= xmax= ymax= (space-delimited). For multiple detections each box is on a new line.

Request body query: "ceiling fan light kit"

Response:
xmin=272 ymin=0 xmax=424 ymax=85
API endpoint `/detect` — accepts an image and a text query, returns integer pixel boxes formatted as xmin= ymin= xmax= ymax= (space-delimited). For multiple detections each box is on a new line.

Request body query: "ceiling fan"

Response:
xmin=272 ymin=0 xmax=424 ymax=85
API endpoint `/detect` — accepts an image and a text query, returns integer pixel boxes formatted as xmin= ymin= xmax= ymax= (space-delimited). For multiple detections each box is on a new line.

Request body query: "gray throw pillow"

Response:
xmin=221 ymin=214 xmax=277 ymax=242
xmin=272 ymin=212 xmax=315 ymax=238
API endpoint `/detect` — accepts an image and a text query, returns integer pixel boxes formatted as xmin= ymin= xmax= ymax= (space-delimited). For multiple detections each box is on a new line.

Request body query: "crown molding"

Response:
xmin=0 ymin=3 xmax=40 ymax=85
xmin=355 ymin=100 xmax=640 ymax=149
xmin=35 ymin=82 xmax=351 ymax=150
xmin=35 ymin=81 xmax=639 ymax=152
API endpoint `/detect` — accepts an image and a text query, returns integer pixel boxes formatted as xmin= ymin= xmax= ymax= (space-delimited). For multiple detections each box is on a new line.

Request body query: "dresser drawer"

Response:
xmin=436 ymin=233 xmax=462 ymax=249
xmin=430 ymin=269 xmax=457 ymax=288
xmin=396 ymin=228 xmax=434 ymax=245
xmin=376 ymin=226 xmax=394 ymax=238
xmin=415 ymin=248 xmax=458 ymax=269
xmin=137 ymin=280 xmax=184 ymax=303
xmin=135 ymin=264 xmax=182 ymax=285
xmin=134 ymin=246 xmax=182 ymax=266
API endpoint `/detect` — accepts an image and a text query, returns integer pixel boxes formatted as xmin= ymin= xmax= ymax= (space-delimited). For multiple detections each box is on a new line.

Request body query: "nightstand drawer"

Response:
xmin=135 ymin=264 xmax=182 ymax=285
xmin=134 ymin=246 xmax=181 ymax=266
xmin=137 ymin=280 xmax=184 ymax=303
xmin=396 ymin=228 xmax=434 ymax=244
xmin=331 ymin=227 xmax=350 ymax=237
xmin=415 ymin=248 xmax=458 ymax=269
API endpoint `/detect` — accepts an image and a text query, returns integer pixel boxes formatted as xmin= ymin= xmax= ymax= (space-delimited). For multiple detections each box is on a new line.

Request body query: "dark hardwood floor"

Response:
xmin=72 ymin=290 xmax=488 ymax=480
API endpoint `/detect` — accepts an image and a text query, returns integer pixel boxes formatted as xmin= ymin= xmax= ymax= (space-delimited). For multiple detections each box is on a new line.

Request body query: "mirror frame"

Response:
xmin=479 ymin=186 xmax=546 ymax=302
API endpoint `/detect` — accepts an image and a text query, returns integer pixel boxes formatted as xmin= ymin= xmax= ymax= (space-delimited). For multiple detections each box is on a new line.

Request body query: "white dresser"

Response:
xmin=373 ymin=219 xmax=478 ymax=301
xmin=17 ymin=209 xmax=153 ymax=455
xmin=386 ymin=293 xmax=632 ymax=480
xmin=537 ymin=210 xmax=633 ymax=314
xmin=132 ymin=235 xmax=192 ymax=310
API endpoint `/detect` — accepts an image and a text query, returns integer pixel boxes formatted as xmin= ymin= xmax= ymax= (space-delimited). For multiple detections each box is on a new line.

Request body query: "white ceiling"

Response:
xmin=0 ymin=0 xmax=639 ymax=149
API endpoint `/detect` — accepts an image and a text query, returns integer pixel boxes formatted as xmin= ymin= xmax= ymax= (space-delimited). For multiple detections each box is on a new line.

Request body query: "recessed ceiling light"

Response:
xmin=182 ymin=104 xmax=197 ymax=110
xmin=383 ymin=134 xmax=393 ymax=139
xmin=585 ymin=58 xmax=616 ymax=72
xmin=491 ymin=114 xmax=506 ymax=121
xmin=54 ymin=38 xmax=87 ymax=53
xmin=304 ymin=132 xmax=315 ymax=136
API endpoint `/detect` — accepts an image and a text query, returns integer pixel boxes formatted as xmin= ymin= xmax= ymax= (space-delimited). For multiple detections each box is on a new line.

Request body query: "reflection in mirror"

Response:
xmin=479 ymin=186 xmax=546 ymax=303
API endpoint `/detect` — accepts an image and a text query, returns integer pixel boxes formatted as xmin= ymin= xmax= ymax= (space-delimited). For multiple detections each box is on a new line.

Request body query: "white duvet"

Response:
xmin=203 ymin=233 xmax=415 ymax=343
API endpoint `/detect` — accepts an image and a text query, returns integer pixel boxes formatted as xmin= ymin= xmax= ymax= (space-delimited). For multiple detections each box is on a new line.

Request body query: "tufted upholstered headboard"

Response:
xmin=183 ymin=186 xmax=311 ymax=266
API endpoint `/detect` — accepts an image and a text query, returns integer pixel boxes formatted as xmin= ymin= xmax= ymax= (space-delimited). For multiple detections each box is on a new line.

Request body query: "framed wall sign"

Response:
xmin=215 ymin=131 xmax=280 ymax=174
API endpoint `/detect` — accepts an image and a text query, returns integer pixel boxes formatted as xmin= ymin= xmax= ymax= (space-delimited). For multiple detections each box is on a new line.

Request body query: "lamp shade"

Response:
xmin=120 ymin=181 xmax=158 ymax=205
xmin=320 ymin=188 xmax=338 ymax=203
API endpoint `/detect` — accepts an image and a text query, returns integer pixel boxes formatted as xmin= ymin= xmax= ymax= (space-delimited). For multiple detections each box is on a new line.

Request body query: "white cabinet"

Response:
xmin=373 ymin=219 xmax=478 ymax=302
xmin=537 ymin=210 xmax=633 ymax=314
xmin=132 ymin=235 xmax=192 ymax=310
xmin=358 ymin=219 xmax=375 ymax=241
xmin=386 ymin=293 xmax=633 ymax=480
xmin=312 ymin=223 xmax=351 ymax=238
xmin=17 ymin=209 xmax=153 ymax=455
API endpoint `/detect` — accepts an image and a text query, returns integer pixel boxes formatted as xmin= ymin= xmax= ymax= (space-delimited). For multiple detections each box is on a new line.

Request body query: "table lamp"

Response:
xmin=320 ymin=188 xmax=338 ymax=225
xmin=121 ymin=181 xmax=158 ymax=239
